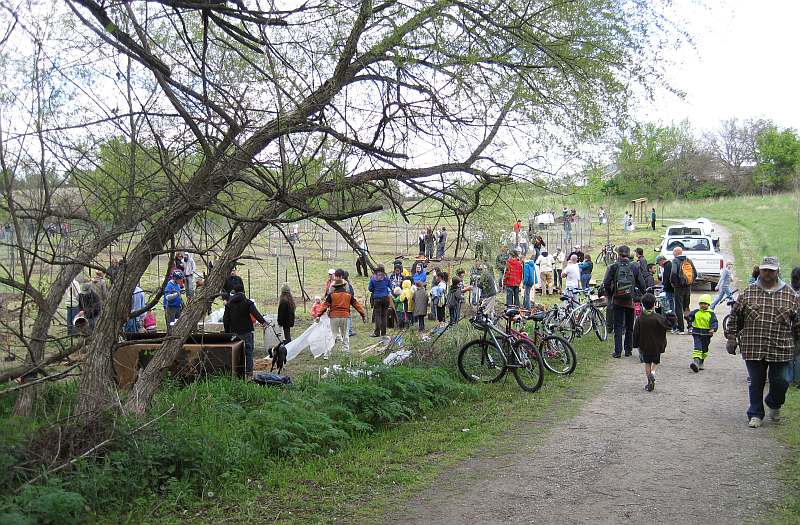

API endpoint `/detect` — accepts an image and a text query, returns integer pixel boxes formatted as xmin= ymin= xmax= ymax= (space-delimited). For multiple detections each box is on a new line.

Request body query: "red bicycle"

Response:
xmin=501 ymin=308 xmax=577 ymax=375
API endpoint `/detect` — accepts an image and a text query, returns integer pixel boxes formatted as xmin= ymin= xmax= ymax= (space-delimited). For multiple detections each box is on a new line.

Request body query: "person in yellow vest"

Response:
xmin=687 ymin=294 xmax=718 ymax=372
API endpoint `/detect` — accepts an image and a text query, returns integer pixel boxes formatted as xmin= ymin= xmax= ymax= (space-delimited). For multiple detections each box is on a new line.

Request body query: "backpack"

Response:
xmin=671 ymin=258 xmax=694 ymax=287
xmin=614 ymin=261 xmax=635 ymax=298
xmin=253 ymin=372 xmax=292 ymax=386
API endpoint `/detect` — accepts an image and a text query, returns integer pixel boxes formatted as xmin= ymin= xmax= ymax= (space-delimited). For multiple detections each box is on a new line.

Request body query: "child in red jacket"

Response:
xmin=503 ymin=251 xmax=523 ymax=306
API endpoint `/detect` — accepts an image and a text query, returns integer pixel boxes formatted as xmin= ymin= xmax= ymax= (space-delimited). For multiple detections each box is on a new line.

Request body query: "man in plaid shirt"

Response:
xmin=726 ymin=256 xmax=800 ymax=428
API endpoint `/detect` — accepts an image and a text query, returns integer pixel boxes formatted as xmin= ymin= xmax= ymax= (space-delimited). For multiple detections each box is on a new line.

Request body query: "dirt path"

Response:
xmin=384 ymin=226 xmax=788 ymax=524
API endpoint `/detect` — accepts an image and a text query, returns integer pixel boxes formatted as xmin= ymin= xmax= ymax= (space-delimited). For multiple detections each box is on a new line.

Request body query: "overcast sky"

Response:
xmin=639 ymin=0 xmax=800 ymax=132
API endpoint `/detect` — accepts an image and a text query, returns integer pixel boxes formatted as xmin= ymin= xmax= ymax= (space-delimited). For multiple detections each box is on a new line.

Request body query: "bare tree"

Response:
xmin=704 ymin=118 xmax=771 ymax=193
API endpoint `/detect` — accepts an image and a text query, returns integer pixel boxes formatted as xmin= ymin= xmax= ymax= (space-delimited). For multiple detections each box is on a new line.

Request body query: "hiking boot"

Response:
xmin=767 ymin=407 xmax=781 ymax=422
xmin=624 ymin=351 xmax=632 ymax=357
xmin=646 ymin=373 xmax=655 ymax=392
xmin=690 ymin=358 xmax=700 ymax=373
xmin=698 ymin=360 xmax=705 ymax=370
xmin=611 ymin=352 xmax=621 ymax=358
xmin=748 ymin=417 xmax=762 ymax=428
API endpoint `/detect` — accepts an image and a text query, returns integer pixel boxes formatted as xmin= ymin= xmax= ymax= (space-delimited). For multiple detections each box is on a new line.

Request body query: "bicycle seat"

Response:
xmin=504 ymin=307 xmax=520 ymax=318
xmin=529 ymin=311 xmax=546 ymax=322
xmin=559 ymin=294 xmax=569 ymax=301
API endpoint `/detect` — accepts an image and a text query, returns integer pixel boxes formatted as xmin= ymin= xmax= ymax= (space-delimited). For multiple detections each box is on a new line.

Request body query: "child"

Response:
xmin=401 ymin=279 xmax=414 ymax=327
xmin=310 ymin=296 xmax=325 ymax=318
xmin=392 ymin=287 xmax=406 ymax=329
xmin=446 ymin=276 xmax=465 ymax=324
xmin=633 ymin=293 xmax=675 ymax=392
xmin=143 ymin=310 xmax=157 ymax=333
xmin=412 ymin=280 xmax=428 ymax=332
xmin=277 ymin=284 xmax=296 ymax=342
xmin=687 ymin=294 xmax=718 ymax=372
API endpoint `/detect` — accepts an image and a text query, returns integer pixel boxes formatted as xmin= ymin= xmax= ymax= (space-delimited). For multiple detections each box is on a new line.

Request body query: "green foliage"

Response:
xmin=0 ymin=483 xmax=87 ymax=525
xmin=1 ymin=368 xmax=474 ymax=520
xmin=753 ymin=127 xmax=800 ymax=193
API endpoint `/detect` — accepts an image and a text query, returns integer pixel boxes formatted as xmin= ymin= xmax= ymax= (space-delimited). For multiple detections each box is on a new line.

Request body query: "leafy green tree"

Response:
xmin=753 ymin=127 xmax=800 ymax=193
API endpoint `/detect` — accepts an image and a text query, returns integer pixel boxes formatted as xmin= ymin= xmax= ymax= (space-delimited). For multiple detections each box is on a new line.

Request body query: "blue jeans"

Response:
xmin=613 ymin=306 xmax=634 ymax=356
xmin=744 ymin=360 xmax=790 ymax=420
xmin=580 ymin=273 xmax=591 ymax=290
xmin=238 ymin=331 xmax=255 ymax=377
xmin=663 ymin=291 xmax=676 ymax=328
xmin=506 ymin=286 xmax=520 ymax=306
xmin=523 ymin=284 xmax=533 ymax=309
xmin=710 ymin=288 xmax=733 ymax=310
xmin=786 ymin=353 xmax=800 ymax=385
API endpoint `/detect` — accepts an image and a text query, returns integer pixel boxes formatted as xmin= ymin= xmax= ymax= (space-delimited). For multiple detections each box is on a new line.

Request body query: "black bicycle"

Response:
xmin=457 ymin=304 xmax=545 ymax=393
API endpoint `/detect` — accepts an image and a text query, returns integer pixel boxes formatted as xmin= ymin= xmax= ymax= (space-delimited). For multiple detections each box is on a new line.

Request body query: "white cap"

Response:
xmin=328 ymin=268 xmax=335 ymax=274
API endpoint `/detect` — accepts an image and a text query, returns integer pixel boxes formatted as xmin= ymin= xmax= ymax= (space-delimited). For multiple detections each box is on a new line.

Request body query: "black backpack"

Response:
xmin=614 ymin=261 xmax=635 ymax=298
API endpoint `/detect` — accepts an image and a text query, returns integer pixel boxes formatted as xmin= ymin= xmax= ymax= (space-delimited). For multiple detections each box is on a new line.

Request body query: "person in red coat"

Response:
xmin=503 ymin=251 xmax=523 ymax=306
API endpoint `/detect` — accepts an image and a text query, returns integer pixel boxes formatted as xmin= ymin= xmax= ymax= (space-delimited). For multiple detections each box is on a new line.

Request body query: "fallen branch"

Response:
xmin=0 ymin=340 xmax=85 ymax=384
xmin=22 ymin=403 xmax=176 ymax=488
xmin=0 ymin=363 xmax=81 ymax=396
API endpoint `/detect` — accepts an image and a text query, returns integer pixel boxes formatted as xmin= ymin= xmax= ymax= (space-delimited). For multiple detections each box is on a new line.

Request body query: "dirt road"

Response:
xmin=384 ymin=226 xmax=788 ymax=524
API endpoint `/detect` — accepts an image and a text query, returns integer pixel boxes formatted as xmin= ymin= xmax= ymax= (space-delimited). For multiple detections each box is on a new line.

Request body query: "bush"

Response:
xmin=2 ymin=365 xmax=476 ymax=520
xmin=0 ymin=484 xmax=87 ymax=525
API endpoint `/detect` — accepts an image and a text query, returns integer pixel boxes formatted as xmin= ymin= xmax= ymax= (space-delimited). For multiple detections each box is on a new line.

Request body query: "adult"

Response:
xmin=670 ymin=247 xmax=697 ymax=334
xmin=163 ymin=270 xmax=185 ymax=331
xmin=623 ymin=211 xmax=631 ymax=232
xmin=356 ymin=237 xmax=369 ymax=277
xmin=531 ymin=235 xmax=545 ymax=260
xmin=418 ymin=230 xmax=425 ymax=257
xmin=430 ymin=273 xmax=447 ymax=325
xmin=389 ymin=260 xmax=406 ymax=290
xmin=513 ymin=219 xmax=522 ymax=247
xmin=602 ymin=245 xmax=646 ymax=358
xmin=476 ymin=262 xmax=498 ymax=313
xmin=598 ymin=207 xmax=607 ymax=225
xmin=78 ymin=282 xmax=101 ymax=332
xmin=277 ymin=284 xmax=296 ymax=342
xmin=522 ymin=252 xmax=538 ymax=309
xmin=634 ymin=247 xmax=648 ymax=276
xmin=790 ymin=267 xmax=800 ymax=388
xmin=656 ymin=255 xmax=677 ymax=331
xmin=579 ymin=253 xmax=593 ymax=290
xmin=368 ymin=264 xmax=392 ymax=337
xmin=182 ymin=252 xmax=198 ymax=299
xmin=495 ymin=244 xmax=510 ymax=291
xmin=517 ymin=233 xmax=528 ymax=257
xmin=106 ymin=259 xmax=121 ymax=283
xmin=323 ymin=268 xmax=336 ymax=294
xmin=553 ymin=248 xmax=564 ymax=291
xmin=562 ymin=254 xmax=582 ymax=296
xmin=223 ymin=283 xmax=267 ymax=378
xmin=650 ymin=207 xmax=657 ymax=231
xmin=567 ymin=245 xmax=584 ymax=263
xmin=536 ymin=249 xmax=554 ymax=295
xmin=222 ymin=267 xmax=245 ymax=299
xmin=411 ymin=260 xmax=427 ymax=285
xmin=123 ymin=284 xmax=146 ymax=334
xmin=503 ymin=251 xmax=523 ymax=306
xmin=317 ymin=278 xmax=366 ymax=354
xmin=424 ymin=228 xmax=435 ymax=259
xmin=334 ymin=268 xmax=357 ymax=337
xmin=436 ymin=227 xmax=447 ymax=259
xmin=563 ymin=213 xmax=572 ymax=243
xmin=727 ymin=257 xmax=800 ymax=428
xmin=90 ymin=270 xmax=109 ymax=307
xmin=710 ymin=261 xmax=734 ymax=310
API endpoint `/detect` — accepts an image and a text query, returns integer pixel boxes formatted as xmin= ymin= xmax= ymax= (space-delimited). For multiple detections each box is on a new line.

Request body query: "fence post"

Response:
xmin=247 ymin=268 xmax=251 ymax=298
xmin=275 ymin=256 xmax=279 ymax=301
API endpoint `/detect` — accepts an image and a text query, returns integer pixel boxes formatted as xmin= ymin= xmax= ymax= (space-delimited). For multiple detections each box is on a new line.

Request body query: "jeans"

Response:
xmin=449 ymin=304 xmax=462 ymax=324
xmin=786 ymin=352 xmax=800 ymax=385
xmin=673 ymin=287 xmax=691 ymax=331
xmin=425 ymin=244 xmax=434 ymax=259
xmin=523 ymin=284 xmax=533 ymax=309
xmin=165 ymin=306 xmax=182 ymax=334
xmin=237 ymin=331 xmax=255 ymax=377
xmin=663 ymin=291 xmax=676 ymax=328
xmin=373 ymin=296 xmax=390 ymax=336
xmin=506 ymin=286 xmax=520 ymax=306
xmin=710 ymin=288 xmax=734 ymax=310
xmin=612 ymin=305 xmax=634 ymax=356
xmin=416 ymin=315 xmax=425 ymax=331
xmin=744 ymin=360 xmax=790 ymax=420
xmin=580 ymin=273 xmax=591 ymax=290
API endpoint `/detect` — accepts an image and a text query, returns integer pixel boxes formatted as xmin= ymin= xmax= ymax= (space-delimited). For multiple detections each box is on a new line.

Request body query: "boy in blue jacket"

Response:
xmin=687 ymin=294 xmax=719 ymax=372
xmin=522 ymin=254 xmax=538 ymax=309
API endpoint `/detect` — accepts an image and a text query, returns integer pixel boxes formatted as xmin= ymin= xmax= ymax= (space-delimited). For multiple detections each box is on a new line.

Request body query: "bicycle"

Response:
xmin=457 ymin=304 xmax=545 ymax=392
xmin=595 ymin=243 xmax=617 ymax=266
xmin=503 ymin=308 xmax=577 ymax=375
xmin=567 ymin=289 xmax=608 ymax=342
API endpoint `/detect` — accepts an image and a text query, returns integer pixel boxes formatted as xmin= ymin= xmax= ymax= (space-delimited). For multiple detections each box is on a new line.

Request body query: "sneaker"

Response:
xmin=369 ymin=333 xmax=380 ymax=338
xmin=698 ymin=360 xmax=705 ymax=370
xmin=767 ymin=407 xmax=781 ymax=422
xmin=690 ymin=359 xmax=700 ymax=373
xmin=748 ymin=417 xmax=762 ymax=428
xmin=646 ymin=373 xmax=655 ymax=392
xmin=624 ymin=352 xmax=632 ymax=357
xmin=611 ymin=353 xmax=621 ymax=358
xmin=671 ymin=328 xmax=680 ymax=334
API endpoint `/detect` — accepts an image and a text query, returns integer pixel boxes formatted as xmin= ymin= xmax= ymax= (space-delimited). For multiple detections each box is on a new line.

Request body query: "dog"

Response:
xmin=268 ymin=342 xmax=287 ymax=374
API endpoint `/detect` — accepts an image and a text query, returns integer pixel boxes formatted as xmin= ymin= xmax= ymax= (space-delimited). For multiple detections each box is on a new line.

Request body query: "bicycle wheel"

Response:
xmin=591 ymin=307 xmax=608 ymax=341
xmin=722 ymin=314 xmax=732 ymax=335
xmin=511 ymin=340 xmax=545 ymax=392
xmin=539 ymin=335 xmax=577 ymax=375
xmin=572 ymin=307 xmax=592 ymax=336
xmin=458 ymin=339 xmax=506 ymax=383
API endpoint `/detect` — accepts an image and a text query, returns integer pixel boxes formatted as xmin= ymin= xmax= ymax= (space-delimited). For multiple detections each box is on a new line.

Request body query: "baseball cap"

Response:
xmin=759 ymin=256 xmax=779 ymax=271
xmin=328 ymin=268 xmax=335 ymax=275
